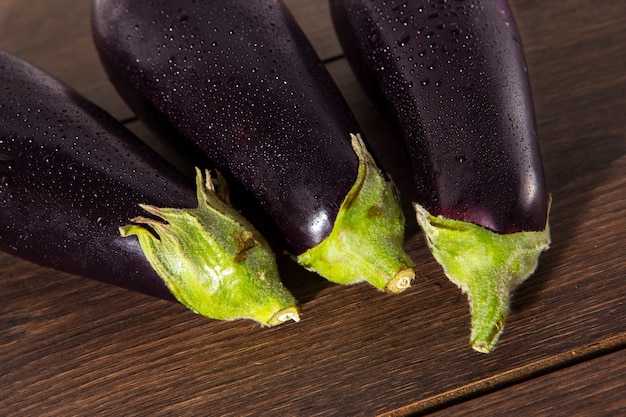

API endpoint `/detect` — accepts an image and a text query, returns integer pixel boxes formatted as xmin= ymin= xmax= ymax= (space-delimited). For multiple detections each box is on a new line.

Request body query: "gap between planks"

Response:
xmin=380 ymin=333 xmax=626 ymax=417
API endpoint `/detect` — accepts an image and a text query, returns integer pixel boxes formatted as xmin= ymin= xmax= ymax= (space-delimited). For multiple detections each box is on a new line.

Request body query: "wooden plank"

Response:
xmin=284 ymin=0 xmax=344 ymax=60
xmin=1 ymin=1 xmax=625 ymax=416
xmin=426 ymin=349 xmax=626 ymax=417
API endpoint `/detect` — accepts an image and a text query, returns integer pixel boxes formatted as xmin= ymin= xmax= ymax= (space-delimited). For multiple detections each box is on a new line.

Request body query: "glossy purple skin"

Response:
xmin=330 ymin=0 xmax=548 ymax=233
xmin=92 ymin=0 xmax=361 ymax=255
xmin=0 ymin=50 xmax=198 ymax=300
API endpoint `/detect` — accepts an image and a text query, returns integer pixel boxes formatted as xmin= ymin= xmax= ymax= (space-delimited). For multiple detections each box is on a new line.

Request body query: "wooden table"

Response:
xmin=1 ymin=1 xmax=624 ymax=415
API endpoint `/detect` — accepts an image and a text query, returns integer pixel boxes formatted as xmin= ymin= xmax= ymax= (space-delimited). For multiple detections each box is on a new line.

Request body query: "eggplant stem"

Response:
xmin=414 ymin=203 xmax=550 ymax=353
xmin=297 ymin=134 xmax=415 ymax=292
xmin=268 ymin=306 xmax=301 ymax=326
xmin=120 ymin=168 xmax=299 ymax=326
xmin=386 ymin=267 xmax=415 ymax=293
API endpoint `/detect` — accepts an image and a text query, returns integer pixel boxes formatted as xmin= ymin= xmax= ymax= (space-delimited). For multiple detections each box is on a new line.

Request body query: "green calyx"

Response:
xmin=414 ymin=203 xmax=551 ymax=353
xmin=297 ymin=134 xmax=415 ymax=293
xmin=120 ymin=168 xmax=300 ymax=327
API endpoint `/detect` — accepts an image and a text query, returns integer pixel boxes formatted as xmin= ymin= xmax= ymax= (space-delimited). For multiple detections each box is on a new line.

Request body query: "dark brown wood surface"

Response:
xmin=1 ymin=1 xmax=624 ymax=416
xmin=428 ymin=349 xmax=626 ymax=417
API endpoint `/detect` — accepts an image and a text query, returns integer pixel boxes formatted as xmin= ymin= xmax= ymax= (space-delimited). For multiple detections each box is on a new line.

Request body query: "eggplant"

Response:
xmin=330 ymin=0 xmax=551 ymax=351
xmin=91 ymin=0 xmax=415 ymax=292
xmin=0 ymin=50 xmax=299 ymax=326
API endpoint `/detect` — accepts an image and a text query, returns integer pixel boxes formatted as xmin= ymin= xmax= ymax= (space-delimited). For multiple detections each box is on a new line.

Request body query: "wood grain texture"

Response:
xmin=428 ymin=349 xmax=626 ymax=417
xmin=1 ymin=1 xmax=625 ymax=416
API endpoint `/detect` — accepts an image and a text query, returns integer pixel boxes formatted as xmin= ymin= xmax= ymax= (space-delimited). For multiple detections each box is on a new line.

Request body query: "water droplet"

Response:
xmin=397 ymin=32 xmax=411 ymax=47
xmin=96 ymin=217 xmax=107 ymax=228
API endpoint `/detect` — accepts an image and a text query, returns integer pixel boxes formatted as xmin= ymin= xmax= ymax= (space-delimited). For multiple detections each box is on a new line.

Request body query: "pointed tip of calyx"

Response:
xmin=470 ymin=311 xmax=507 ymax=353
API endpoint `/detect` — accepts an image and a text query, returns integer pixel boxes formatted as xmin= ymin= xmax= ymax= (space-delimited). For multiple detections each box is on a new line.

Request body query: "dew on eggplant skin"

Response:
xmin=96 ymin=216 xmax=108 ymax=228
xmin=397 ymin=32 xmax=411 ymax=47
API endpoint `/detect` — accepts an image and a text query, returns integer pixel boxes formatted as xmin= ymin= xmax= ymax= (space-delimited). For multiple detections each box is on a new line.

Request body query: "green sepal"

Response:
xmin=120 ymin=168 xmax=300 ymax=327
xmin=414 ymin=202 xmax=551 ymax=353
xmin=297 ymin=134 xmax=415 ymax=293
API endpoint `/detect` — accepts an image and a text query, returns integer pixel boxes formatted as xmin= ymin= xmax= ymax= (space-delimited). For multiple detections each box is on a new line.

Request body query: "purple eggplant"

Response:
xmin=330 ymin=0 xmax=551 ymax=351
xmin=91 ymin=0 xmax=415 ymax=292
xmin=0 ymin=50 xmax=299 ymax=326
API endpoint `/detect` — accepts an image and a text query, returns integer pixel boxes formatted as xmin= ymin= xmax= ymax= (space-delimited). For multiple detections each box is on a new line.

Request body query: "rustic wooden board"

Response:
xmin=428 ymin=349 xmax=626 ymax=416
xmin=1 ymin=1 xmax=625 ymax=416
